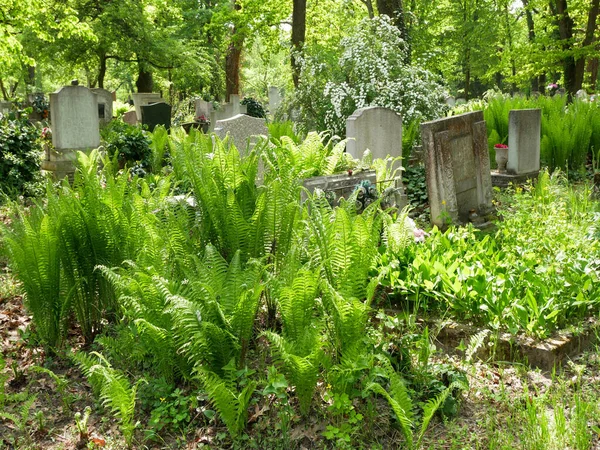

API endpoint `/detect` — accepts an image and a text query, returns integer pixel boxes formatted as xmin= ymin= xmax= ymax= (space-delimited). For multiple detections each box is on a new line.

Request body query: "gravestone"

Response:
xmin=132 ymin=93 xmax=163 ymax=123
xmin=0 ymin=101 xmax=12 ymax=115
xmin=269 ymin=86 xmax=282 ymax=114
xmin=91 ymin=88 xmax=113 ymax=125
xmin=421 ymin=111 xmax=493 ymax=228
xmin=209 ymin=98 xmax=247 ymax=131
xmin=492 ymin=109 xmax=541 ymax=187
xmin=445 ymin=96 xmax=456 ymax=108
xmin=42 ymin=85 xmax=100 ymax=179
xmin=140 ymin=102 xmax=171 ymax=132
xmin=194 ymin=99 xmax=213 ymax=119
xmin=214 ymin=114 xmax=267 ymax=152
xmin=122 ymin=110 xmax=137 ymax=125
xmin=346 ymin=107 xmax=403 ymax=173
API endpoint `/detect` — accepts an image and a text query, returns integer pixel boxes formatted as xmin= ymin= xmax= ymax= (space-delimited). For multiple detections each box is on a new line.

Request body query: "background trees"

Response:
xmin=1 ymin=0 xmax=598 ymax=104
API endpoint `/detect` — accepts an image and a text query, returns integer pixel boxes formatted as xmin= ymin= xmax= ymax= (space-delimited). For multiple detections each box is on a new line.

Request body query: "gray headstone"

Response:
xmin=507 ymin=109 xmax=541 ymax=175
xmin=421 ymin=111 xmax=493 ymax=228
xmin=214 ymin=114 xmax=268 ymax=152
xmin=141 ymin=102 xmax=171 ymax=132
xmin=91 ymin=88 xmax=113 ymax=124
xmin=445 ymin=96 xmax=456 ymax=107
xmin=132 ymin=93 xmax=163 ymax=123
xmin=0 ymin=101 xmax=12 ymax=115
xmin=269 ymin=86 xmax=282 ymax=114
xmin=194 ymin=99 xmax=213 ymax=119
xmin=122 ymin=110 xmax=137 ymax=125
xmin=346 ymin=107 xmax=402 ymax=173
xmin=43 ymin=85 xmax=100 ymax=178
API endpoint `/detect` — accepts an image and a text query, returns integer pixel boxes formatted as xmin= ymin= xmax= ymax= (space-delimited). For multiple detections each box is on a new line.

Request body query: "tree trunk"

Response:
xmin=574 ymin=0 xmax=599 ymax=92
xmin=225 ymin=0 xmax=244 ymax=101
xmin=225 ymin=38 xmax=243 ymax=101
xmin=376 ymin=0 xmax=410 ymax=62
xmin=522 ymin=0 xmax=539 ymax=92
xmin=98 ymin=53 xmax=107 ymax=89
xmin=136 ymin=64 xmax=154 ymax=93
xmin=361 ymin=0 xmax=375 ymax=18
xmin=552 ymin=0 xmax=576 ymax=98
xmin=588 ymin=57 xmax=599 ymax=89
xmin=291 ymin=0 xmax=307 ymax=88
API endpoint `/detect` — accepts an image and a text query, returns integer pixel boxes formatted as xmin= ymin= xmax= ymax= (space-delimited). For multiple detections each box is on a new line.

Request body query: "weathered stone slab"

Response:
xmin=507 ymin=109 xmax=541 ymax=175
xmin=269 ymin=86 xmax=282 ymax=114
xmin=91 ymin=88 xmax=113 ymax=125
xmin=421 ymin=111 xmax=493 ymax=228
xmin=346 ymin=107 xmax=403 ymax=168
xmin=433 ymin=318 xmax=600 ymax=371
xmin=49 ymin=86 xmax=100 ymax=151
xmin=122 ymin=110 xmax=137 ymax=125
xmin=302 ymin=171 xmax=377 ymax=205
xmin=213 ymin=114 xmax=268 ymax=152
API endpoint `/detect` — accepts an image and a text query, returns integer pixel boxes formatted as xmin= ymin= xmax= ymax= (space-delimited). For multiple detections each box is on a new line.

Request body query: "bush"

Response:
xmin=0 ymin=112 xmax=44 ymax=200
xmin=102 ymin=121 xmax=152 ymax=174
xmin=241 ymin=97 xmax=266 ymax=118
xmin=288 ymin=16 xmax=447 ymax=136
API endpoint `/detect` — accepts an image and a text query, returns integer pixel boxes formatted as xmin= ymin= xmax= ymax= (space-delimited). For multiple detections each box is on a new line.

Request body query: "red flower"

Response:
xmin=494 ymin=143 xmax=508 ymax=149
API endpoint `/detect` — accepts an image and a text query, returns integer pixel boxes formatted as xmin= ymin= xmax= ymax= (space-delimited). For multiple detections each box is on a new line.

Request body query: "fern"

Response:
xmin=365 ymin=355 xmax=468 ymax=449
xmin=74 ymin=351 xmax=145 ymax=449
xmin=199 ymin=364 xmax=257 ymax=438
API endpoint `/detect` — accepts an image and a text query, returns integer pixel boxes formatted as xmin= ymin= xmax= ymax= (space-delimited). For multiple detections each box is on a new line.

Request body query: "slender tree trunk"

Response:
xmin=376 ymin=0 xmax=410 ymax=62
xmin=291 ymin=0 xmax=307 ymax=88
xmin=552 ymin=0 xmax=576 ymax=98
xmin=136 ymin=63 xmax=154 ymax=93
xmin=225 ymin=0 xmax=244 ymax=100
xmin=523 ymin=0 xmax=539 ymax=92
xmin=361 ymin=0 xmax=375 ymax=18
xmin=588 ymin=57 xmax=599 ymax=90
xmin=0 ymin=79 xmax=8 ymax=101
xmin=225 ymin=38 xmax=243 ymax=101
xmin=98 ymin=53 xmax=107 ymax=89
xmin=574 ymin=0 xmax=599 ymax=91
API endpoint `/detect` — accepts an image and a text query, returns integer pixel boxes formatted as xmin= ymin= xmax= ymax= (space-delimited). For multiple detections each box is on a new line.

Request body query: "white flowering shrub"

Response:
xmin=289 ymin=16 xmax=447 ymax=136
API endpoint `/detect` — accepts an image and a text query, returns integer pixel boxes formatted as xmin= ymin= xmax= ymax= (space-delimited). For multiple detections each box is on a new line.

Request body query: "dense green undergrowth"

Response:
xmin=1 ymin=127 xmax=599 ymax=447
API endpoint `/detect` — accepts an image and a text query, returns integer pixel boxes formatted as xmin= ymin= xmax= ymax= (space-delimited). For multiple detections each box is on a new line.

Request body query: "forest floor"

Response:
xmin=2 ymin=263 xmax=600 ymax=449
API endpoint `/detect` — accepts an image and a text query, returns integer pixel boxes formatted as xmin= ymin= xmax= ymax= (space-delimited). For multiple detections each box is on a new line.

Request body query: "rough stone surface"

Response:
xmin=0 ymin=101 xmax=12 ymax=114
xmin=91 ymin=88 xmax=113 ymax=124
xmin=421 ymin=111 xmax=493 ymax=228
xmin=269 ymin=86 xmax=282 ymax=114
xmin=507 ymin=109 xmax=541 ymax=175
xmin=433 ymin=318 xmax=599 ymax=371
xmin=214 ymin=114 xmax=268 ymax=152
xmin=122 ymin=110 xmax=137 ymax=125
xmin=194 ymin=99 xmax=213 ymax=119
xmin=49 ymin=86 xmax=100 ymax=151
xmin=346 ymin=107 xmax=403 ymax=167
xmin=132 ymin=93 xmax=163 ymax=122
xmin=141 ymin=102 xmax=171 ymax=132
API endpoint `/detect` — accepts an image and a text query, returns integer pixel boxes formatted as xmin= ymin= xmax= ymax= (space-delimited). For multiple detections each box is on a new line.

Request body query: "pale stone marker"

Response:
xmin=43 ymin=85 xmax=100 ymax=179
xmin=91 ymin=88 xmax=113 ymax=124
xmin=132 ymin=93 xmax=163 ymax=123
xmin=492 ymin=109 xmax=541 ymax=187
xmin=269 ymin=86 xmax=282 ymax=114
xmin=122 ymin=110 xmax=137 ymax=125
xmin=421 ymin=111 xmax=493 ymax=228
xmin=0 ymin=101 xmax=12 ymax=115
xmin=194 ymin=99 xmax=213 ymax=119
xmin=214 ymin=114 xmax=268 ymax=152
xmin=346 ymin=106 xmax=403 ymax=164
